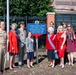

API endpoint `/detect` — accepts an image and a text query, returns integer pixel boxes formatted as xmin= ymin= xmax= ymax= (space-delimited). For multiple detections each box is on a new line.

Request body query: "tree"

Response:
xmin=0 ymin=0 xmax=54 ymax=16
xmin=26 ymin=0 xmax=54 ymax=16
xmin=0 ymin=0 xmax=6 ymax=16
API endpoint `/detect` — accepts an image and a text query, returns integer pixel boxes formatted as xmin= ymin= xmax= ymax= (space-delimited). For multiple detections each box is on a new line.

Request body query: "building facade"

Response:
xmin=51 ymin=0 xmax=76 ymax=32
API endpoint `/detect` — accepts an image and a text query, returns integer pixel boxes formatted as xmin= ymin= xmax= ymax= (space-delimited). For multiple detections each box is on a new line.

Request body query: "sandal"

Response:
xmin=61 ymin=65 xmax=64 ymax=69
xmin=68 ymin=63 xmax=71 ymax=65
xmin=59 ymin=64 xmax=62 ymax=67
xmin=51 ymin=65 xmax=55 ymax=68
xmin=71 ymin=63 xmax=74 ymax=66
xmin=48 ymin=64 xmax=52 ymax=67
xmin=27 ymin=66 xmax=31 ymax=69
xmin=9 ymin=68 xmax=13 ymax=70
xmin=30 ymin=65 xmax=34 ymax=68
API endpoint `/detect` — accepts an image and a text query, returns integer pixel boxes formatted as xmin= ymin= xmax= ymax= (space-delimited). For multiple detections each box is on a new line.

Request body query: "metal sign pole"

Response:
xmin=36 ymin=38 xmax=38 ymax=64
xmin=27 ymin=20 xmax=46 ymax=64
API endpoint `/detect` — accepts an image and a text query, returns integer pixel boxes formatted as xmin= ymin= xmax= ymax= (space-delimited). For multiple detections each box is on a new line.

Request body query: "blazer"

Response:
xmin=26 ymin=37 xmax=34 ymax=52
xmin=8 ymin=30 xmax=19 ymax=54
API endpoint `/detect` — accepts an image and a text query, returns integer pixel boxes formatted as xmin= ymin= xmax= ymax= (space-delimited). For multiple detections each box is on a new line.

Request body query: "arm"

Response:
xmin=4 ymin=31 xmax=7 ymax=54
xmin=54 ymin=35 xmax=57 ymax=50
xmin=74 ymin=34 xmax=76 ymax=40
xmin=24 ymin=30 xmax=27 ymax=44
xmin=26 ymin=38 xmax=29 ymax=52
xmin=17 ymin=29 xmax=26 ymax=44
xmin=61 ymin=34 xmax=66 ymax=49
xmin=62 ymin=34 xmax=66 ymax=46
xmin=3 ymin=31 xmax=7 ymax=43
xmin=46 ymin=35 xmax=48 ymax=51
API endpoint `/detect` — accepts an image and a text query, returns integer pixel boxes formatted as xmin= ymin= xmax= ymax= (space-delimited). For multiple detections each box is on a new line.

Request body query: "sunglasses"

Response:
xmin=62 ymin=24 xmax=66 ymax=25
xmin=67 ymin=26 xmax=71 ymax=27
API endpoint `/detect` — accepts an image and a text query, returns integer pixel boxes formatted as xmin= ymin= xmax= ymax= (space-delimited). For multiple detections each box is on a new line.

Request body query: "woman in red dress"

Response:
xmin=8 ymin=23 xmax=19 ymax=70
xmin=56 ymin=26 xmax=66 ymax=68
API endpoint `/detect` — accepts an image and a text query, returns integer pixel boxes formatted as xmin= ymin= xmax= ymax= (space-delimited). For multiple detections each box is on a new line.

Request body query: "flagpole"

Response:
xmin=7 ymin=0 xmax=9 ymax=60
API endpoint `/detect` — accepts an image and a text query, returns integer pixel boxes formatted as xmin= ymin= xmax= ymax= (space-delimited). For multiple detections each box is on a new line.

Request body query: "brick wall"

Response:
xmin=46 ymin=12 xmax=55 ymax=28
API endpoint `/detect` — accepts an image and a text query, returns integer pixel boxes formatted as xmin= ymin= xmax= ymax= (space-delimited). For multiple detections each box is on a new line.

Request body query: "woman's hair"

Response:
xmin=49 ymin=22 xmax=55 ymax=28
xmin=20 ymin=21 xmax=25 ymax=25
xmin=67 ymin=23 xmax=74 ymax=35
xmin=27 ymin=32 xmax=33 ymax=38
xmin=0 ymin=21 xmax=5 ymax=28
xmin=47 ymin=27 xmax=54 ymax=32
xmin=57 ymin=25 xmax=63 ymax=33
xmin=11 ymin=23 xmax=17 ymax=28
xmin=61 ymin=22 xmax=66 ymax=26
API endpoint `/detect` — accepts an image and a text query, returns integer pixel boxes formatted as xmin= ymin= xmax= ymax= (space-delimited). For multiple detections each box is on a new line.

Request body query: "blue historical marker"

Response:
xmin=27 ymin=21 xmax=46 ymax=64
xmin=27 ymin=23 xmax=46 ymax=34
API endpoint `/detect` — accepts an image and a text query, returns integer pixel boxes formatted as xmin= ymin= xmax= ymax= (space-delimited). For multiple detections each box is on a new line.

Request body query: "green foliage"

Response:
xmin=0 ymin=0 xmax=6 ymax=16
xmin=26 ymin=0 xmax=54 ymax=16
xmin=0 ymin=0 xmax=54 ymax=16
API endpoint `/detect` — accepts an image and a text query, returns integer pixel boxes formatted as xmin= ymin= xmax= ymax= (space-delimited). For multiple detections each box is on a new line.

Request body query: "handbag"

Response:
xmin=48 ymin=34 xmax=59 ymax=59
xmin=54 ymin=51 xmax=59 ymax=59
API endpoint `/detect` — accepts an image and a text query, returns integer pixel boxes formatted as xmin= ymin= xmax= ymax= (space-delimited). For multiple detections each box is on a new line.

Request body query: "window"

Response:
xmin=56 ymin=14 xmax=76 ymax=32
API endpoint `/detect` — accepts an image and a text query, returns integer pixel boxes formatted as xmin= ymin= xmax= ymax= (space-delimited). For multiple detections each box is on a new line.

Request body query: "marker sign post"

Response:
xmin=27 ymin=20 xmax=46 ymax=64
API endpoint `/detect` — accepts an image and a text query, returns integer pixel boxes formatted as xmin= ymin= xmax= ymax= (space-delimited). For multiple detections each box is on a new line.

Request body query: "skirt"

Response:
xmin=27 ymin=52 xmax=34 ymax=60
xmin=47 ymin=50 xmax=55 ymax=60
xmin=9 ymin=52 xmax=18 ymax=56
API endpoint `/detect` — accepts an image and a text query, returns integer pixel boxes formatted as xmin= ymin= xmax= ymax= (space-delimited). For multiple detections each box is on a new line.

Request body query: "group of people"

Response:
xmin=0 ymin=21 xmax=76 ymax=74
xmin=0 ymin=21 xmax=34 ymax=74
xmin=46 ymin=22 xmax=76 ymax=69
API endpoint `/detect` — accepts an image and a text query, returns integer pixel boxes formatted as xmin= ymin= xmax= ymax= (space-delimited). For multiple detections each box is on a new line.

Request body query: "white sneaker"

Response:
xmin=18 ymin=62 xmax=22 ymax=66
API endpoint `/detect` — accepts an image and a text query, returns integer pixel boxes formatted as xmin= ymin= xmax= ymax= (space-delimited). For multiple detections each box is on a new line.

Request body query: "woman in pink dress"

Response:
xmin=66 ymin=24 xmax=75 ymax=66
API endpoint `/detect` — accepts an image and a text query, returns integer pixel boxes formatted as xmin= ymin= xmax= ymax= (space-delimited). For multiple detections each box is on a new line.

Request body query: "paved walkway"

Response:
xmin=2 ymin=52 xmax=76 ymax=75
